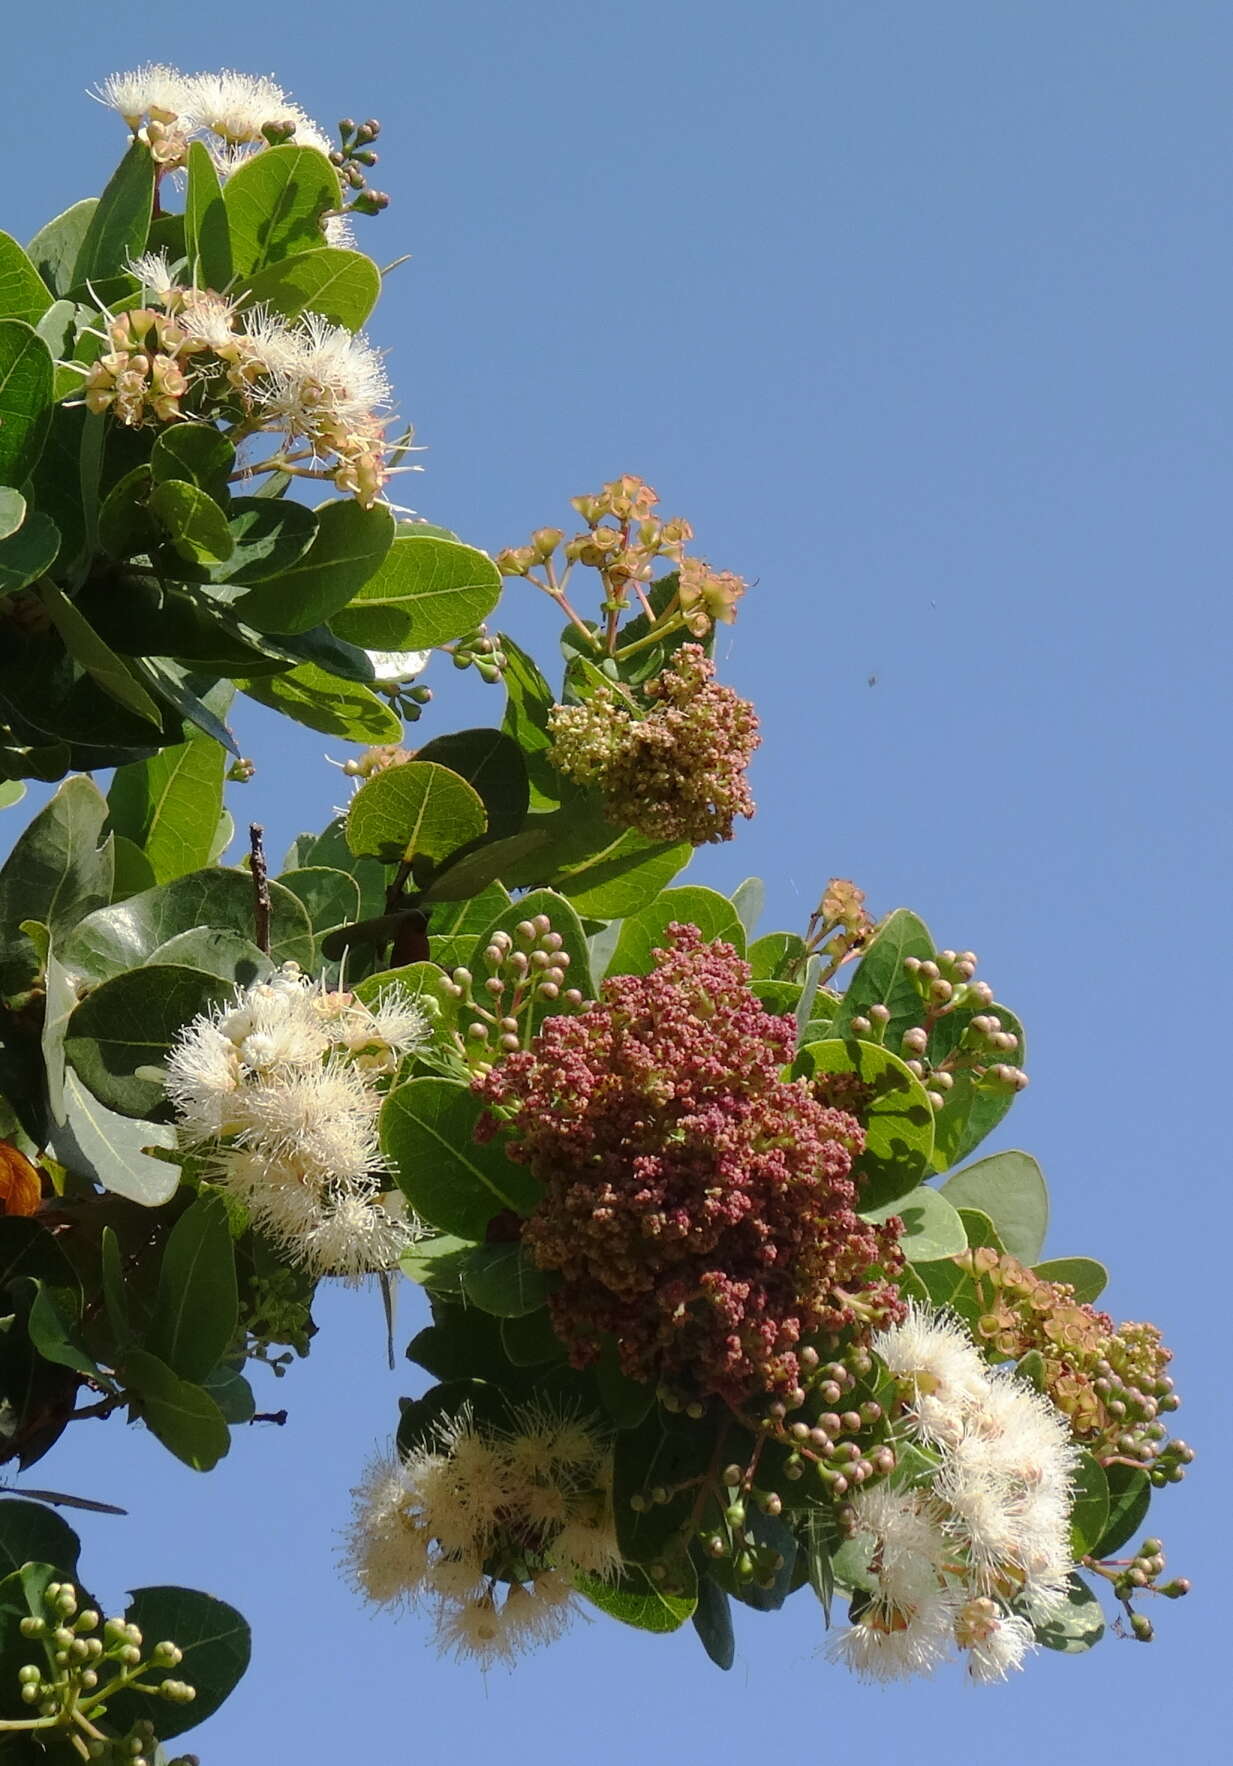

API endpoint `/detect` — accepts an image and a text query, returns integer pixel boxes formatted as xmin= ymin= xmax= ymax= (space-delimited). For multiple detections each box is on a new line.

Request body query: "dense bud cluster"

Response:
xmin=548 ymin=645 xmax=760 ymax=845
xmin=953 ymin=1249 xmax=1188 ymax=1475
xmin=166 ymin=963 xmax=430 ymax=1275
xmin=475 ymin=926 xmax=905 ymax=1400
xmin=442 ymin=913 xmax=584 ymax=1074
xmin=345 ymin=1401 xmax=620 ymax=1665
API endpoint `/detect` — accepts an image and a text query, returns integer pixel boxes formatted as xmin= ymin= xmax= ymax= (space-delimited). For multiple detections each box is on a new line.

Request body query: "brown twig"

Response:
xmin=248 ymin=823 xmax=272 ymax=956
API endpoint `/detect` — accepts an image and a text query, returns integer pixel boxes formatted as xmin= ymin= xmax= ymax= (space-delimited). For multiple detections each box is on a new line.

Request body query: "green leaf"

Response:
xmin=201 ymin=1364 xmax=255 ymax=1423
xmin=613 ymin=1406 xmax=716 ymax=1564
xmin=24 ymin=1278 xmax=101 ymax=1379
xmin=122 ymin=1349 xmax=230 ymax=1470
xmin=939 ymin=1150 xmax=1049 ymax=1265
xmin=575 ymin=1561 xmax=697 ymax=1632
xmin=731 ymin=877 xmax=765 ymax=940
xmin=223 ymin=143 xmax=341 ymax=275
xmin=0 ymin=775 xmax=112 ymax=1001
xmin=381 ymin=1077 xmax=541 ymax=1237
xmin=0 ymin=1499 xmax=80 ymax=1579
xmin=347 ymin=761 xmax=487 ymax=865
xmin=150 ymin=1192 xmax=239 ymax=1383
xmin=72 ymin=141 xmax=154 ymax=284
xmin=26 ymin=199 xmax=98 ymax=298
xmin=864 ymin=1183 xmax=967 ymax=1260
xmin=466 ymin=887 xmax=594 ymax=1034
xmin=1093 ymin=1465 xmax=1152 ymax=1557
xmin=412 ymin=729 xmax=530 ymax=842
xmin=107 ymin=730 xmax=227 ymax=886
xmin=97 ymin=463 xmax=158 ymax=559
xmin=793 ymin=1039 xmax=935 ymax=1210
xmin=831 ymin=909 xmax=934 ymax=1041
xmin=277 ymin=866 xmax=361 ymax=935
xmin=0 ymin=511 xmax=59 ymax=596
xmin=553 ymin=827 xmax=691 ymax=920
xmin=331 ymin=534 xmax=503 ymax=650
xmin=0 ymin=232 xmax=52 ymax=326
xmin=146 ymin=927 xmax=269 ymax=985
xmin=48 ymin=1070 xmax=180 ymax=1205
xmin=208 ymin=497 xmax=316 ymax=584
xmin=0 ymin=779 xmax=27 ymax=810
xmin=100 ymin=1225 xmax=130 ymax=1347
xmin=499 ymin=636 xmax=560 ymax=810
xmin=184 ymin=141 xmax=233 ymax=287
xmin=399 ymin=1233 xmax=475 ymax=1298
xmin=458 ymin=1243 xmax=550 ymax=1317
xmin=691 ymin=1567 xmax=736 ymax=1670
xmin=595 ymin=1341 xmax=655 ymax=1429
xmin=1032 ymin=1256 xmax=1108 ymax=1304
xmin=149 ymin=479 xmax=235 ymax=567
xmin=65 ymin=964 xmax=232 ymax=1118
xmin=36 ymin=577 xmax=163 ymax=724
xmin=0 ymin=486 xmax=24 ymax=541
xmin=928 ymin=1001 xmax=1027 ymax=1171
xmin=1069 ymin=1451 xmax=1110 ymax=1558
xmin=419 ymin=829 xmax=552 ymax=903
xmin=239 ymin=663 xmax=402 ymax=745
xmin=956 ymin=1206 xmax=1005 ymax=1251
xmin=242 ymin=247 xmax=380 ymax=329
xmin=0 ymin=319 xmax=53 ymax=485
xmin=748 ymin=930 xmax=806 ymax=981
xmin=1032 ymin=1571 xmax=1105 ymax=1653
xmin=500 ymin=1308 xmax=567 ymax=1366
xmin=151 ymin=424 xmax=235 ymax=497
xmin=232 ymin=499 xmax=394 ymax=633
xmin=60 ymin=867 xmax=313 ymax=981
xmin=607 ymin=886 xmax=745 ymax=978
xmin=107 ymin=1584 xmax=249 ymax=1738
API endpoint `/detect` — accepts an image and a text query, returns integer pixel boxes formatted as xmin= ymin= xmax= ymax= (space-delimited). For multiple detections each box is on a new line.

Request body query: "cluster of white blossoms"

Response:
xmin=830 ymin=1304 xmax=1079 ymax=1685
xmin=346 ymin=1401 xmax=622 ymax=1666
xmin=91 ymin=64 xmax=338 ymax=180
xmin=165 ymin=963 xmax=430 ymax=1277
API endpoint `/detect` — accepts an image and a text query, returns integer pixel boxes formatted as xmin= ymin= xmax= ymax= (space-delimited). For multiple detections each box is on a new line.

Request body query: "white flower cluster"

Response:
xmin=165 ymin=963 xmax=430 ymax=1277
xmin=346 ymin=1401 xmax=622 ymax=1666
xmin=92 ymin=64 xmax=334 ymax=173
xmin=830 ymin=1304 xmax=1079 ymax=1684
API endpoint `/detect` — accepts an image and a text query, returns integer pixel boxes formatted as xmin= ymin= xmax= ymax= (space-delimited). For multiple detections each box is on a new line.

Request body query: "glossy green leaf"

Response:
xmin=552 ymin=826 xmax=691 ymax=920
xmin=60 ymin=867 xmax=313 ymax=981
xmin=0 ymin=1498 xmax=80 ymax=1579
xmin=151 ymin=424 xmax=235 ymax=496
xmin=0 ymin=512 xmax=59 ymax=595
xmin=26 ymin=199 xmax=97 ymax=297
xmin=347 ymin=760 xmax=486 ymax=865
xmin=939 ymin=1150 xmax=1049 ymax=1265
xmin=731 ymin=876 xmax=765 ymax=940
xmin=65 ymin=964 xmax=232 ymax=1118
xmin=1093 ymin=1464 xmax=1152 ymax=1558
xmin=748 ymin=929 xmax=806 ymax=981
xmin=209 ymin=497 xmax=316 ymax=584
xmin=459 ymin=1243 xmax=550 ymax=1317
xmin=36 ymin=577 xmax=164 ymax=724
xmin=107 ymin=729 xmax=227 ymax=885
xmin=830 ymin=908 xmax=934 ymax=1040
xmin=0 ymin=775 xmax=111 ymax=1000
xmin=1032 ymin=1256 xmax=1108 ymax=1304
xmin=277 ymin=866 xmax=361 ymax=934
xmin=72 ymin=141 xmax=154 ymax=284
xmin=864 ymin=1183 xmax=967 ymax=1260
xmin=107 ymin=1584 xmax=250 ymax=1739
xmin=184 ymin=141 xmax=233 ymax=287
xmin=607 ymin=885 xmax=745 ymax=978
xmin=149 ymin=479 xmax=234 ymax=567
xmin=239 ymin=662 xmax=402 ymax=745
xmin=499 ymin=636 xmax=560 ymax=809
xmin=150 ymin=1192 xmax=239 ymax=1383
xmin=0 ymin=779 xmax=26 ymax=810
xmin=794 ymin=1038 xmax=935 ymax=1210
xmin=0 ymin=319 xmax=53 ymax=486
xmin=0 ymin=231 xmax=51 ymax=326
xmin=1032 ymin=1572 xmax=1105 ymax=1653
xmin=1069 ymin=1451 xmax=1110 ymax=1558
xmin=399 ymin=1234 xmax=476 ymax=1298
xmin=242 ymin=247 xmax=380 ymax=328
xmin=96 ymin=463 xmax=158 ymax=559
xmin=48 ymin=1070 xmax=180 ymax=1205
xmin=0 ymin=486 xmax=24 ymax=541
xmin=123 ymin=1349 xmax=230 ymax=1470
xmin=691 ymin=1569 xmax=736 ymax=1670
xmin=500 ymin=1308 xmax=567 ymax=1366
xmin=381 ymin=1077 xmax=541 ymax=1238
xmin=331 ymin=533 xmax=503 ymax=649
xmin=145 ymin=926 xmax=270 ymax=985
xmin=202 ymin=1364 xmax=256 ymax=1423
xmin=412 ymin=729 xmax=530 ymax=842
xmin=25 ymin=1279 xmax=101 ymax=1379
xmin=419 ymin=828 xmax=552 ymax=903
xmin=575 ymin=1561 xmax=697 ymax=1632
xmin=232 ymin=499 xmax=394 ymax=633
xmin=223 ymin=143 xmax=341 ymax=274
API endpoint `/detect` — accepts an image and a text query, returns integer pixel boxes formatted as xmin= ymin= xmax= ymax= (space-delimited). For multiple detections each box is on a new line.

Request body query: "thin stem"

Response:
xmin=614 ymin=611 xmax=687 ymax=663
xmin=248 ymin=824 xmax=271 ymax=957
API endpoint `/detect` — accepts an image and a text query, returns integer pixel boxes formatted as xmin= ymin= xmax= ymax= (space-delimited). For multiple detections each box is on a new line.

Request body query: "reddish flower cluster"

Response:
xmin=547 ymin=645 xmax=760 ymax=846
xmin=474 ymin=926 xmax=904 ymax=1402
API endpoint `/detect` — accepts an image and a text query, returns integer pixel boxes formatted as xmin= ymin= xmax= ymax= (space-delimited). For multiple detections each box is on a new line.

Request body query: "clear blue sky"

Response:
xmin=4 ymin=3 xmax=1231 ymax=1758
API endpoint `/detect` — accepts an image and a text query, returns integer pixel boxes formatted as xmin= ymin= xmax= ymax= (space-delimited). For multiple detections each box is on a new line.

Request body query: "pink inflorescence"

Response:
xmin=474 ymin=926 xmax=905 ymax=1403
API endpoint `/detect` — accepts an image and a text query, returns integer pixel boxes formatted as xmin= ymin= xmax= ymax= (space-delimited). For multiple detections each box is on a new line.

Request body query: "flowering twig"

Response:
xmin=248 ymin=823 xmax=271 ymax=956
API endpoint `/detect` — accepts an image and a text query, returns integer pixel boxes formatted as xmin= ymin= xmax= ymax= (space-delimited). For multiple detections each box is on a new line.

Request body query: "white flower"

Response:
xmin=955 ymin=1599 xmax=1037 ymax=1683
xmin=848 ymin=1482 xmax=948 ymax=1607
xmin=829 ymin=1587 xmax=960 ymax=1683
xmin=873 ymin=1302 xmax=991 ymax=1446
xmin=128 ymin=251 xmax=180 ymax=300
xmin=436 ymin=1590 xmax=512 ymax=1668
xmin=237 ymin=1058 xmax=380 ymax=1179
xmin=164 ymin=1019 xmax=244 ymax=1138
xmin=184 ymin=70 xmax=293 ymax=145
xmin=178 ymin=291 xmax=241 ymax=353
xmin=254 ymin=313 xmax=391 ymax=437
xmin=344 ymin=1451 xmax=431 ymax=1605
xmin=236 ymin=305 xmax=305 ymax=377
xmin=500 ymin=1580 xmax=572 ymax=1651
xmin=298 ymin=1190 xmax=414 ymax=1279
xmin=92 ymin=64 xmax=189 ymax=128
xmin=364 ymin=650 xmax=431 ymax=688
